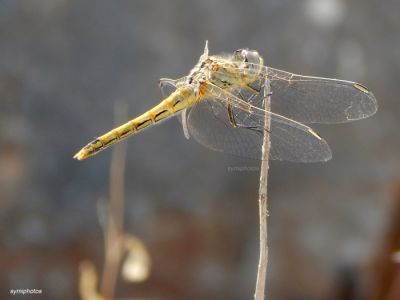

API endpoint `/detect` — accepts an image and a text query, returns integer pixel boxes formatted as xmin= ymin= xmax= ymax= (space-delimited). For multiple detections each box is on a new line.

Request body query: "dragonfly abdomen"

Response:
xmin=74 ymin=87 xmax=195 ymax=160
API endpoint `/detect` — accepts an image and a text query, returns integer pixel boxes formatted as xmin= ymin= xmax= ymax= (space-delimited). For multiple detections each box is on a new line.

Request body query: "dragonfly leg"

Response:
xmin=246 ymin=77 xmax=272 ymax=96
xmin=227 ymin=89 xmax=254 ymax=127
xmin=241 ymin=125 xmax=270 ymax=137
xmin=239 ymin=84 xmax=268 ymax=113
xmin=227 ymin=103 xmax=238 ymax=128
xmin=227 ymin=104 xmax=262 ymax=134
xmin=228 ymin=91 xmax=271 ymax=136
xmin=243 ymin=84 xmax=260 ymax=94
xmin=229 ymin=120 xmax=267 ymax=136
xmin=237 ymin=90 xmax=254 ymax=114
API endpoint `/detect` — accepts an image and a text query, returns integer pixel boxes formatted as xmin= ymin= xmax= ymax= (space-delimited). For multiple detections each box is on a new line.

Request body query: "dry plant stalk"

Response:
xmin=79 ymin=261 xmax=107 ymax=300
xmin=254 ymin=79 xmax=271 ymax=300
xmin=100 ymin=103 xmax=128 ymax=299
xmin=79 ymin=102 xmax=151 ymax=300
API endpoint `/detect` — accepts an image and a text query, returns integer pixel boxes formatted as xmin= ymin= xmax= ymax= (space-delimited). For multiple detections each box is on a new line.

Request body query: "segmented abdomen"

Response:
xmin=74 ymin=86 xmax=196 ymax=160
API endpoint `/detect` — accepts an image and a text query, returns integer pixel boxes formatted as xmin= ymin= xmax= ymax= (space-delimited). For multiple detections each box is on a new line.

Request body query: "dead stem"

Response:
xmin=254 ymin=79 xmax=271 ymax=300
xmin=100 ymin=102 xmax=128 ymax=299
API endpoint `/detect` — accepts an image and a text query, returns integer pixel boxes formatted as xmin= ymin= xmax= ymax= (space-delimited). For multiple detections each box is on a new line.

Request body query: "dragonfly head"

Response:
xmin=233 ymin=48 xmax=264 ymax=78
xmin=233 ymin=49 xmax=262 ymax=64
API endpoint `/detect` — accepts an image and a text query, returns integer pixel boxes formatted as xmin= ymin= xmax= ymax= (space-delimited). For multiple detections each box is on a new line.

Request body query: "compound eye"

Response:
xmin=244 ymin=50 xmax=262 ymax=65
xmin=233 ymin=49 xmax=247 ymax=62
xmin=241 ymin=50 xmax=249 ymax=62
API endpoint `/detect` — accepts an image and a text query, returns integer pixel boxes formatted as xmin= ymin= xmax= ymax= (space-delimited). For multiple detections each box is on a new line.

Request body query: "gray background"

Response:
xmin=0 ymin=0 xmax=398 ymax=299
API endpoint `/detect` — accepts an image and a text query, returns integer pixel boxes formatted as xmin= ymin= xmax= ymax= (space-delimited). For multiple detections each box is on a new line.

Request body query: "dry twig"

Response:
xmin=254 ymin=79 xmax=271 ymax=300
xmin=100 ymin=103 xmax=128 ymax=299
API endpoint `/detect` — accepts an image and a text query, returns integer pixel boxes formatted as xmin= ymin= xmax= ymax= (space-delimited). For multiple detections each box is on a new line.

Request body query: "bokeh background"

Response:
xmin=0 ymin=0 xmax=399 ymax=299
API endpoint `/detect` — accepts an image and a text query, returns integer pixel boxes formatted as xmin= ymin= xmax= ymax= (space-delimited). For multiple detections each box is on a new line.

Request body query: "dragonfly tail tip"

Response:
xmin=73 ymin=149 xmax=87 ymax=161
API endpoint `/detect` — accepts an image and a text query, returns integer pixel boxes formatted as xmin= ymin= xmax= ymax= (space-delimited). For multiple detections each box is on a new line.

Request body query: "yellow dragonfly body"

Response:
xmin=74 ymin=41 xmax=377 ymax=162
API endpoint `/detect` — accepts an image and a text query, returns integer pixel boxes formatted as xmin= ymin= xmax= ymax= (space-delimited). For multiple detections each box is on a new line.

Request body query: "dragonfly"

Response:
xmin=74 ymin=41 xmax=377 ymax=162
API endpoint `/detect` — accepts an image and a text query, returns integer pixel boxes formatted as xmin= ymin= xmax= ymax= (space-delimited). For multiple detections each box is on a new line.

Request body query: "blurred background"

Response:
xmin=0 ymin=0 xmax=399 ymax=299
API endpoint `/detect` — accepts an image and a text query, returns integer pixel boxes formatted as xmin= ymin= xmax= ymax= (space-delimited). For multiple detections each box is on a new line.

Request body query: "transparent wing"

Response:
xmin=158 ymin=77 xmax=187 ymax=97
xmin=219 ymin=64 xmax=378 ymax=124
xmin=187 ymin=81 xmax=332 ymax=162
xmin=159 ymin=77 xmax=190 ymax=139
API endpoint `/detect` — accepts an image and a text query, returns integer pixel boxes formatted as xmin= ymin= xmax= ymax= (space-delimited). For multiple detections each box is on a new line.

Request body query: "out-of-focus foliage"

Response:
xmin=121 ymin=234 xmax=151 ymax=283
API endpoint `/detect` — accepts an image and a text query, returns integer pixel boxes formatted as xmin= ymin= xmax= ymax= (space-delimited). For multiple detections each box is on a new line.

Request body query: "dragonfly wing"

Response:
xmin=181 ymin=109 xmax=190 ymax=139
xmin=219 ymin=65 xmax=378 ymax=123
xmin=187 ymin=82 xmax=332 ymax=162
xmin=265 ymin=67 xmax=377 ymax=123
xmin=159 ymin=77 xmax=187 ymax=97
xmin=159 ymin=77 xmax=191 ymax=139
xmin=187 ymin=99 xmax=266 ymax=160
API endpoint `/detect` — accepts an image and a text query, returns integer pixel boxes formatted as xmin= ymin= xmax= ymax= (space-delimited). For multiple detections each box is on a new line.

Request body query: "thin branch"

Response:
xmin=100 ymin=102 xmax=128 ymax=299
xmin=254 ymin=79 xmax=271 ymax=300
